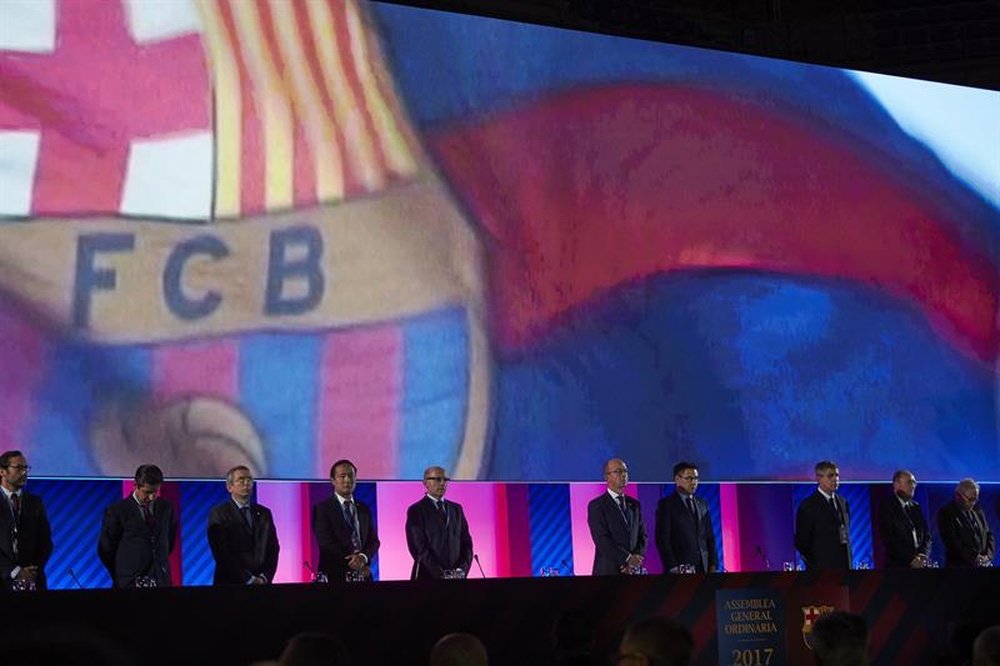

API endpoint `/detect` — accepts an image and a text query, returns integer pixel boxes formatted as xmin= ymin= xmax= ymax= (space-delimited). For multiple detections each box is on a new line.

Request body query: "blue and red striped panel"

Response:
xmin=15 ymin=305 xmax=469 ymax=479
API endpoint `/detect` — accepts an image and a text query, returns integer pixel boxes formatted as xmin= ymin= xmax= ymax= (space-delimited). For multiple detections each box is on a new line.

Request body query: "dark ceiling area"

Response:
xmin=380 ymin=0 xmax=1000 ymax=90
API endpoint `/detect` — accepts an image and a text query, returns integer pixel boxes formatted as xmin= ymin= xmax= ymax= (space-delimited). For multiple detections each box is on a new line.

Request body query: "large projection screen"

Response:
xmin=0 ymin=0 xmax=996 ymax=482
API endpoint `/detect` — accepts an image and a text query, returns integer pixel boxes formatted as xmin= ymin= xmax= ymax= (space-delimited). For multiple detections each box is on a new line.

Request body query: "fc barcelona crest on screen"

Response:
xmin=801 ymin=605 xmax=835 ymax=649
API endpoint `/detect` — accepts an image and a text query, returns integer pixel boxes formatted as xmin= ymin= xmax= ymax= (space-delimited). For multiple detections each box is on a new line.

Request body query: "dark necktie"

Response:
xmin=436 ymin=499 xmax=448 ymax=524
xmin=686 ymin=496 xmax=698 ymax=522
xmin=241 ymin=505 xmax=253 ymax=529
xmin=829 ymin=496 xmax=844 ymax=525
xmin=617 ymin=495 xmax=630 ymax=528
xmin=142 ymin=504 xmax=155 ymax=530
xmin=345 ymin=500 xmax=362 ymax=551
xmin=9 ymin=494 xmax=19 ymax=557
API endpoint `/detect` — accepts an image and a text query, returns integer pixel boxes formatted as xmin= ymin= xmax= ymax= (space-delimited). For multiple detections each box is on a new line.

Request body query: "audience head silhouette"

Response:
xmin=429 ymin=632 xmax=489 ymax=666
xmin=812 ymin=611 xmax=869 ymax=666
xmin=617 ymin=616 xmax=693 ymax=666
xmin=279 ymin=632 xmax=351 ymax=666
xmin=974 ymin=625 xmax=1000 ymax=666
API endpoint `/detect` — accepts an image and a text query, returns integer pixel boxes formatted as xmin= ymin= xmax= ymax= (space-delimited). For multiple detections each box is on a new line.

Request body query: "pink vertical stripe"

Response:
xmin=449 ymin=483 xmax=502 ymax=578
xmin=720 ymin=483 xmax=742 ymax=573
xmin=375 ymin=481 xmax=426 ymax=581
xmin=152 ymin=339 xmax=239 ymax=403
xmin=317 ymin=326 xmax=402 ymax=478
xmin=569 ymin=483 xmax=608 ymax=576
xmin=0 ymin=305 xmax=46 ymax=456
xmin=256 ymin=481 xmax=312 ymax=583
xmin=376 ymin=482 xmax=504 ymax=580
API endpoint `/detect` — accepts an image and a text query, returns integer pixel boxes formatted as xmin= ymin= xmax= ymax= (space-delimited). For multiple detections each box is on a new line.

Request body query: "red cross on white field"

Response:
xmin=0 ymin=0 xmax=210 ymax=217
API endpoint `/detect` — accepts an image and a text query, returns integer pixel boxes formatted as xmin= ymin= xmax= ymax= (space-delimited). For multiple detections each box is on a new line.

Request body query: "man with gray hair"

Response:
xmin=207 ymin=465 xmax=280 ymax=585
xmin=937 ymin=478 xmax=995 ymax=567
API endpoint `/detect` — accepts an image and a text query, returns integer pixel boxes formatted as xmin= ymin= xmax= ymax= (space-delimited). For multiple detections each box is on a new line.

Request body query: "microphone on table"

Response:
xmin=473 ymin=554 xmax=487 ymax=579
xmin=755 ymin=545 xmax=770 ymax=570
xmin=303 ymin=560 xmax=320 ymax=580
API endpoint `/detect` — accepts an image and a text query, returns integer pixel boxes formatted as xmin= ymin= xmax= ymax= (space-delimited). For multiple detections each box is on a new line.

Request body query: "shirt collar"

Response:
xmin=817 ymin=488 xmax=835 ymax=501
xmin=606 ymin=488 xmax=625 ymax=501
xmin=0 ymin=486 xmax=16 ymax=501
xmin=335 ymin=493 xmax=354 ymax=507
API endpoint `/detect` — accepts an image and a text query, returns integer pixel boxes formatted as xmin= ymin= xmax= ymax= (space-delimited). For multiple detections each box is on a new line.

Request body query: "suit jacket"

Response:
xmin=795 ymin=490 xmax=852 ymax=570
xmin=97 ymin=496 xmax=177 ymax=589
xmin=313 ymin=495 xmax=380 ymax=580
xmin=587 ymin=492 xmax=647 ymax=576
xmin=655 ymin=492 xmax=717 ymax=573
xmin=405 ymin=496 xmax=474 ymax=579
xmin=937 ymin=500 xmax=996 ymax=567
xmin=207 ymin=500 xmax=280 ymax=585
xmin=0 ymin=490 xmax=53 ymax=591
xmin=877 ymin=495 xmax=931 ymax=568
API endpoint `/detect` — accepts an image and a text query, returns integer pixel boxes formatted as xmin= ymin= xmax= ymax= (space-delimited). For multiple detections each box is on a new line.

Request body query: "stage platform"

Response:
xmin=10 ymin=568 xmax=998 ymax=665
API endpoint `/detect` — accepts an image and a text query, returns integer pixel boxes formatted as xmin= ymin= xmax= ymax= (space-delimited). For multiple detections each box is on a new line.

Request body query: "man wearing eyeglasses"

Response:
xmin=795 ymin=460 xmax=852 ymax=570
xmin=588 ymin=458 xmax=647 ymax=575
xmin=206 ymin=465 xmax=280 ymax=585
xmin=938 ymin=478 xmax=995 ymax=567
xmin=655 ymin=462 xmax=717 ymax=574
xmin=0 ymin=450 xmax=52 ymax=591
xmin=405 ymin=466 xmax=473 ymax=579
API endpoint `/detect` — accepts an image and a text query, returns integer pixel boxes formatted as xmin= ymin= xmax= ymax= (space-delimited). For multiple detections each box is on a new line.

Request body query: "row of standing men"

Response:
xmin=1 ymin=451 xmax=996 ymax=590
xmin=592 ymin=458 xmax=996 ymax=575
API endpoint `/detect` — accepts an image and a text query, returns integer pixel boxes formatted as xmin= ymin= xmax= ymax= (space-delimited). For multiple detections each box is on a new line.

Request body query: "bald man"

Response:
xmin=405 ymin=466 xmax=473 ymax=579
xmin=587 ymin=458 xmax=647 ymax=575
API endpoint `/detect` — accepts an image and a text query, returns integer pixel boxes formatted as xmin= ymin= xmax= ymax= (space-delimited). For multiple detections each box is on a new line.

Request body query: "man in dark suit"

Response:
xmin=207 ymin=465 xmax=280 ymax=585
xmin=587 ymin=458 xmax=647 ymax=576
xmin=97 ymin=464 xmax=177 ymax=588
xmin=312 ymin=459 xmax=379 ymax=581
xmin=0 ymin=450 xmax=52 ymax=591
xmin=405 ymin=465 xmax=473 ymax=579
xmin=795 ymin=460 xmax=852 ymax=570
xmin=655 ymin=462 xmax=717 ymax=573
xmin=938 ymin=478 xmax=995 ymax=567
xmin=876 ymin=469 xmax=931 ymax=568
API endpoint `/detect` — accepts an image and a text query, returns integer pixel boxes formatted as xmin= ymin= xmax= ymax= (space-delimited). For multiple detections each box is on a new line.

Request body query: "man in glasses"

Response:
xmin=588 ymin=458 xmax=647 ymax=575
xmin=795 ymin=460 xmax=852 ymax=570
xmin=938 ymin=478 xmax=995 ymax=567
xmin=655 ymin=462 xmax=718 ymax=574
xmin=405 ymin=466 xmax=473 ymax=579
xmin=206 ymin=465 xmax=280 ymax=585
xmin=0 ymin=450 xmax=52 ymax=591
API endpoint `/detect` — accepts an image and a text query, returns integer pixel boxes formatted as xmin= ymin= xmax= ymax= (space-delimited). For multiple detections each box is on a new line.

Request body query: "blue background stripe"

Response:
xmin=180 ymin=481 xmax=231 ymax=586
xmin=33 ymin=479 xmax=119 ymax=590
xmin=528 ymin=484 xmax=572 ymax=576
xmin=31 ymin=344 xmax=151 ymax=476
xmin=239 ymin=333 xmax=323 ymax=478
xmin=398 ymin=306 xmax=469 ymax=479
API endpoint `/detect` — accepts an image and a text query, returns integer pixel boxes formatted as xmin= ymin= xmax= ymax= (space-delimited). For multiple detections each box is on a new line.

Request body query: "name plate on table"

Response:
xmin=716 ymin=588 xmax=786 ymax=666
